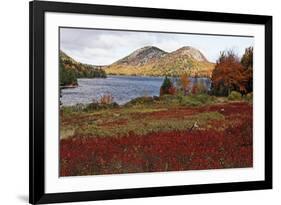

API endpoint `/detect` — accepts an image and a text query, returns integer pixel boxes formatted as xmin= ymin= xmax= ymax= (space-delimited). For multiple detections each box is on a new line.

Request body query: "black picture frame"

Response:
xmin=29 ymin=1 xmax=272 ymax=204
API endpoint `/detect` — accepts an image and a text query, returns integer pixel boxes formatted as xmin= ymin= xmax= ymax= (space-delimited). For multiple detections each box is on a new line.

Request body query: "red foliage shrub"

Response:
xmin=60 ymin=103 xmax=253 ymax=176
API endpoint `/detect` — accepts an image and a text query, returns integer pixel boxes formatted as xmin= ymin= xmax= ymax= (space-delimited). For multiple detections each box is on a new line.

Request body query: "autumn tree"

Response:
xmin=241 ymin=47 xmax=253 ymax=69
xmin=241 ymin=47 xmax=253 ymax=93
xmin=179 ymin=73 xmax=191 ymax=95
xmin=211 ymin=50 xmax=248 ymax=96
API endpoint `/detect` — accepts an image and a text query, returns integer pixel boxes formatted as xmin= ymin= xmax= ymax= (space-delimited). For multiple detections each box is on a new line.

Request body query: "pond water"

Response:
xmin=61 ymin=75 xmax=211 ymax=106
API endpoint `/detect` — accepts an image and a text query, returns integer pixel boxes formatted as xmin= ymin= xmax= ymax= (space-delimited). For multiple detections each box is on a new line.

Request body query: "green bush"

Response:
xmin=84 ymin=102 xmax=119 ymax=111
xmin=160 ymin=94 xmax=176 ymax=101
xmin=125 ymin=96 xmax=156 ymax=106
xmin=228 ymin=91 xmax=242 ymax=101
xmin=193 ymin=94 xmax=210 ymax=103
xmin=158 ymin=95 xmax=179 ymax=105
xmin=60 ymin=103 xmax=86 ymax=114
xmin=180 ymin=97 xmax=201 ymax=106
xmin=244 ymin=92 xmax=253 ymax=102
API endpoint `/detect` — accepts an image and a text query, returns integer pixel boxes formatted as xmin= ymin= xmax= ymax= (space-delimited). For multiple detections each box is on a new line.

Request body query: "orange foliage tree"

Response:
xmin=211 ymin=50 xmax=248 ymax=96
xmin=179 ymin=73 xmax=190 ymax=95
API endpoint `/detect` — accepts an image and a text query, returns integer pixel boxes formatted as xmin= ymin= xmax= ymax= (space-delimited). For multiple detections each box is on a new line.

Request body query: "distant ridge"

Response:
xmin=59 ymin=50 xmax=106 ymax=86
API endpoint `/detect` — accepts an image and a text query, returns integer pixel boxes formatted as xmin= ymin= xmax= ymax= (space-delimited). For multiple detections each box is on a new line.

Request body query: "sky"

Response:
xmin=60 ymin=27 xmax=254 ymax=65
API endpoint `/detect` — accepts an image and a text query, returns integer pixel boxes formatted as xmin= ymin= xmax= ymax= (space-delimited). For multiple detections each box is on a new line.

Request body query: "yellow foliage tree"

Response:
xmin=180 ymin=73 xmax=190 ymax=95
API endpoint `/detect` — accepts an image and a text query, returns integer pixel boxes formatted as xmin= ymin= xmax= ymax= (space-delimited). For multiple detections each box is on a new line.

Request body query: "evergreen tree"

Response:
xmin=160 ymin=76 xmax=176 ymax=96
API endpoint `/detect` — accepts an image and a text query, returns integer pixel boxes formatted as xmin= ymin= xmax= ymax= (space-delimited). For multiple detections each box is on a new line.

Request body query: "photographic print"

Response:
xmin=30 ymin=2 xmax=272 ymax=203
xmin=59 ymin=28 xmax=254 ymax=177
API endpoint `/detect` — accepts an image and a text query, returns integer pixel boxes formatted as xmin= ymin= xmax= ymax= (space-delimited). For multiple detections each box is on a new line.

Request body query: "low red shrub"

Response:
xmin=60 ymin=123 xmax=252 ymax=176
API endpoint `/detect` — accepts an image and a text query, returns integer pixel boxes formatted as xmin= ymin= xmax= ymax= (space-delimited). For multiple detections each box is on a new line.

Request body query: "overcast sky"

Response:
xmin=60 ymin=27 xmax=254 ymax=65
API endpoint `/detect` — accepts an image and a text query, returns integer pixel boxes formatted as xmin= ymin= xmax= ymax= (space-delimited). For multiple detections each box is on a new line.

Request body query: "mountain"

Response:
xmin=113 ymin=46 xmax=167 ymax=66
xmin=59 ymin=51 xmax=106 ymax=86
xmin=169 ymin=46 xmax=208 ymax=62
xmin=105 ymin=46 xmax=215 ymax=77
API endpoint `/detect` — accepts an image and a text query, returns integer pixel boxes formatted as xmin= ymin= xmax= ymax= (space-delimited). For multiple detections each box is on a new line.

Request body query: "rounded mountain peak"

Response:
xmin=173 ymin=46 xmax=208 ymax=62
xmin=115 ymin=46 xmax=167 ymax=66
xmin=131 ymin=46 xmax=166 ymax=57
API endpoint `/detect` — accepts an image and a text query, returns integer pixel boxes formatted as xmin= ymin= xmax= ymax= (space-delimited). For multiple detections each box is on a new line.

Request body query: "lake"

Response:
xmin=61 ymin=75 xmax=211 ymax=106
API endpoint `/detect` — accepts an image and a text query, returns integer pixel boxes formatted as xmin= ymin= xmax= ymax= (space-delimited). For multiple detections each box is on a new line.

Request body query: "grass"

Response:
xmin=60 ymin=94 xmax=249 ymax=139
xmin=70 ymin=111 xmax=224 ymax=138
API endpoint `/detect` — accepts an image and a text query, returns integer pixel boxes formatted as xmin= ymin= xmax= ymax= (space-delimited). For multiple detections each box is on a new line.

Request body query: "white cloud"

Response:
xmin=60 ymin=28 xmax=254 ymax=65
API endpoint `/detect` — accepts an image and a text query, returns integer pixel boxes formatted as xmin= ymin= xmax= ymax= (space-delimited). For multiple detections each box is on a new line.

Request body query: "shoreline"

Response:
xmin=60 ymin=85 xmax=78 ymax=89
xmin=106 ymin=73 xmax=212 ymax=78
